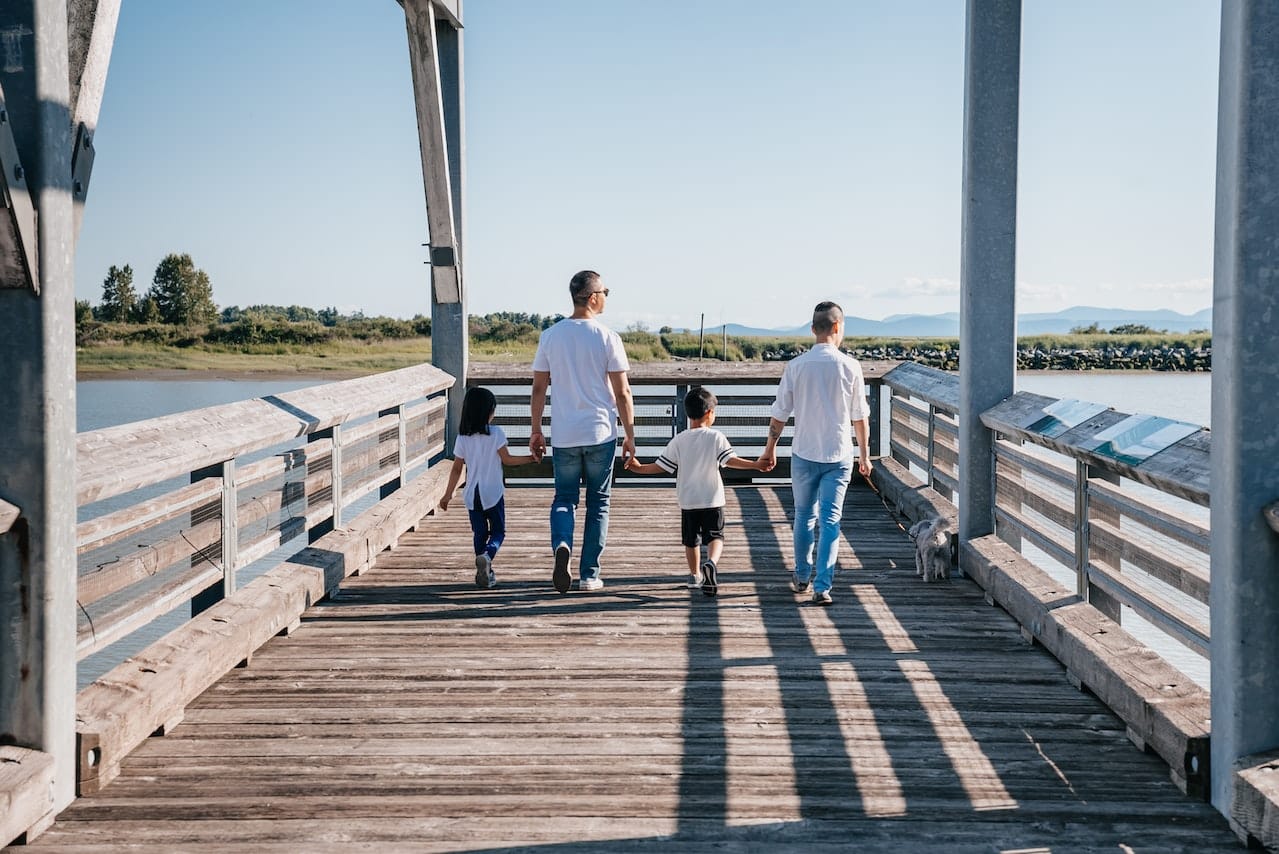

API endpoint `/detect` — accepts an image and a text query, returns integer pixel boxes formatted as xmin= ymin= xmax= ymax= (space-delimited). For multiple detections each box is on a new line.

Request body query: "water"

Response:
xmin=1016 ymin=371 xmax=1211 ymax=427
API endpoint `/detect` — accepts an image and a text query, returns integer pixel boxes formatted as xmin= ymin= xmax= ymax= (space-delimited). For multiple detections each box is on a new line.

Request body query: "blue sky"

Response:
xmin=74 ymin=1 xmax=1221 ymax=331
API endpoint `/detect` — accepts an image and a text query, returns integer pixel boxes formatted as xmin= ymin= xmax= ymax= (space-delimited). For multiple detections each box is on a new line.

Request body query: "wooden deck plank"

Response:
xmin=23 ymin=484 xmax=1236 ymax=852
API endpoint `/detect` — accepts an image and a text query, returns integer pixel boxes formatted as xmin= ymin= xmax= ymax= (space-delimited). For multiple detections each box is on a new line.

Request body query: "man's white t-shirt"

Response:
xmin=770 ymin=343 xmax=870 ymax=463
xmin=654 ymin=427 xmax=737 ymax=509
xmin=452 ymin=426 xmax=508 ymax=511
xmin=532 ymin=318 xmax=631 ymax=449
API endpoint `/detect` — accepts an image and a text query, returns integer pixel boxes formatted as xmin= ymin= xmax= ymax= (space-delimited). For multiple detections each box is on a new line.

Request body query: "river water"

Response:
xmin=75 ymin=370 xmax=1213 ymax=689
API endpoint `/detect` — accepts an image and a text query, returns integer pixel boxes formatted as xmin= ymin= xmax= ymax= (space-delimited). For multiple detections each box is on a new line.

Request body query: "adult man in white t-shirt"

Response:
xmin=530 ymin=271 xmax=636 ymax=594
xmin=759 ymin=301 xmax=873 ymax=606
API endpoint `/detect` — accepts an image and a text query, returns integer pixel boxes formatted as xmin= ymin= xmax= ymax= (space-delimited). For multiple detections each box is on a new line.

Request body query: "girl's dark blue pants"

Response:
xmin=468 ymin=497 xmax=506 ymax=559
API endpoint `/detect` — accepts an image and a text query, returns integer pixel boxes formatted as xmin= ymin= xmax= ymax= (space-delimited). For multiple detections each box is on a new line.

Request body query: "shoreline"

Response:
xmin=76 ymin=364 xmax=1213 ymax=383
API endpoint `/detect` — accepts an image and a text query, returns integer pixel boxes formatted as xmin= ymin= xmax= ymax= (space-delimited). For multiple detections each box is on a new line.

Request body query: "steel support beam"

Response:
xmin=958 ymin=0 xmax=1020 ymax=543
xmin=403 ymin=0 xmax=466 ymax=450
xmin=1210 ymin=0 xmax=1279 ymax=815
xmin=0 ymin=0 xmax=78 ymax=815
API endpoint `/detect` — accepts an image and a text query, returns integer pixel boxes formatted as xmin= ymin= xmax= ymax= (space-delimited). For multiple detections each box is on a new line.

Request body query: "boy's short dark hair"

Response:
xmin=684 ymin=387 xmax=717 ymax=420
xmin=812 ymin=301 xmax=843 ymax=334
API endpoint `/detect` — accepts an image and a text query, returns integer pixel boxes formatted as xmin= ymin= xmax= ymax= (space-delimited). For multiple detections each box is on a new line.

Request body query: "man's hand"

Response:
xmin=757 ymin=450 xmax=777 ymax=472
xmin=858 ymin=457 xmax=872 ymax=478
xmin=438 ymin=496 xmax=450 ymax=512
xmin=620 ymin=435 xmax=636 ymax=464
xmin=529 ymin=431 xmax=546 ymax=462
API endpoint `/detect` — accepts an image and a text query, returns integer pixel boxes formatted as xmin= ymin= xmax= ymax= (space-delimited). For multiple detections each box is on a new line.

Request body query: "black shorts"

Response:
xmin=681 ymin=507 xmax=725 ymax=548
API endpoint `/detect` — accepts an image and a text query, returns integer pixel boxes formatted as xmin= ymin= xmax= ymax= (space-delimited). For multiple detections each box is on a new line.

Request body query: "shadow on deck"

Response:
xmin=25 ymin=482 xmax=1235 ymax=852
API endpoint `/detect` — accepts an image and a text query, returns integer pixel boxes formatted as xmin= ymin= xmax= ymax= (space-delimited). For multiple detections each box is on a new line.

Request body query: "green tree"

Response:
xmin=1108 ymin=323 xmax=1160 ymax=335
xmin=135 ymin=295 xmax=161 ymax=323
xmin=74 ymin=299 xmax=93 ymax=326
xmin=147 ymin=253 xmax=216 ymax=325
xmin=1069 ymin=323 xmax=1103 ymax=334
xmin=97 ymin=264 xmax=136 ymax=322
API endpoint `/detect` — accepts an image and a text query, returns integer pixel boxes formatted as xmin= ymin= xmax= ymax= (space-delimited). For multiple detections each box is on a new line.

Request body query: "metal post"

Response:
xmin=958 ymin=0 xmax=1021 ymax=543
xmin=0 ymin=0 xmax=76 ymax=814
xmin=1210 ymin=0 xmax=1279 ymax=814
xmin=674 ymin=384 xmax=688 ymax=435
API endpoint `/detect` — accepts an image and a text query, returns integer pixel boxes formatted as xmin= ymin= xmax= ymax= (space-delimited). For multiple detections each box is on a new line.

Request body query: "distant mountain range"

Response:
xmin=698 ymin=306 xmax=1212 ymax=338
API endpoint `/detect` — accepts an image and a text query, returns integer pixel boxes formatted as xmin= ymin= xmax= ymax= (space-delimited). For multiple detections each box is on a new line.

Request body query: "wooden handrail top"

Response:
xmin=468 ymin=359 xmax=899 ymax=386
xmin=77 ymin=363 xmax=453 ymax=507
xmin=981 ymin=392 xmax=1209 ymax=507
xmin=882 ymin=362 xmax=960 ymax=411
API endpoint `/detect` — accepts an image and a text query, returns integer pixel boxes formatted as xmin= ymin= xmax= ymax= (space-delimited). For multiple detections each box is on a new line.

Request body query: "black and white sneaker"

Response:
xmin=789 ymin=577 xmax=810 ymax=594
xmin=812 ymin=589 xmax=833 ymax=606
xmin=700 ymin=560 xmax=718 ymax=597
xmin=553 ymin=544 xmax=572 ymax=594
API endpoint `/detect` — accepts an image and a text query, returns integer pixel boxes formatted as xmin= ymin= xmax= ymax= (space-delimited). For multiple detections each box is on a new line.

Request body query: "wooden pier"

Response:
xmin=19 ymin=484 xmax=1237 ymax=852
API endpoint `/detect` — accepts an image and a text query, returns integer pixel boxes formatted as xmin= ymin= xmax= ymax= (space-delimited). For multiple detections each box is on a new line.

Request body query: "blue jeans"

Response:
xmin=467 ymin=497 xmax=506 ymax=560
xmin=790 ymin=454 xmax=854 ymax=594
xmin=550 ymin=439 xmax=615 ymax=581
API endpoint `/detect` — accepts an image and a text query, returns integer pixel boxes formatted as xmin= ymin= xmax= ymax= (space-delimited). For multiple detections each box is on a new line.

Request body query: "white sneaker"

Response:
xmin=687 ymin=573 xmax=703 ymax=589
xmin=579 ymin=577 xmax=605 ymax=592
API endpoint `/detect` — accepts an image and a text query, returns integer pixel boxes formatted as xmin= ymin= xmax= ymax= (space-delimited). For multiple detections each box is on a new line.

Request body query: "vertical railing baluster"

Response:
xmin=379 ymin=404 xmax=409 ymax=499
xmin=220 ymin=460 xmax=237 ymax=599
xmin=927 ymin=404 xmax=938 ymax=489
xmin=1074 ymin=459 xmax=1089 ymax=599
xmin=674 ymin=384 xmax=688 ymax=435
xmin=868 ymin=383 xmax=882 ymax=457
xmin=308 ymin=425 xmax=344 ymax=542
xmin=191 ymin=459 xmax=236 ymax=615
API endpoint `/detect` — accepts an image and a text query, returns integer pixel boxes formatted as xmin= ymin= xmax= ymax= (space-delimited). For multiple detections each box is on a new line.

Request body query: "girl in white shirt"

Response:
xmin=440 ymin=387 xmax=538 ymax=588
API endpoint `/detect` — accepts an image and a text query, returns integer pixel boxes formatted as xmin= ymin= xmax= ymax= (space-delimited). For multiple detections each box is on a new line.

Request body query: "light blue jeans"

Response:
xmin=790 ymin=454 xmax=854 ymax=594
xmin=550 ymin=439 xmax=615 ymax=581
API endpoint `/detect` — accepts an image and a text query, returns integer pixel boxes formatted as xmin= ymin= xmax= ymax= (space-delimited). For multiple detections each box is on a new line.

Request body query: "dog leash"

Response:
xmin=859 ymin=465 xmax=909 ymax=534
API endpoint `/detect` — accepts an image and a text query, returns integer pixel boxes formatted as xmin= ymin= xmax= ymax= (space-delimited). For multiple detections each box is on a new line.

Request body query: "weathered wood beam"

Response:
xmin=1232 ymin=749 xmax=1279 ymax=849
xmin=0 ymin=745 xmax=56 ymax=846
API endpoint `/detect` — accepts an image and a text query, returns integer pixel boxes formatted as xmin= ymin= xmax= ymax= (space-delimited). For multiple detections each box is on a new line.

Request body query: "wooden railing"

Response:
xmin=73 ymin=364 xmax=454 ymax=793
xmin=883 ymin=361 xmax=1212 ymax=797
xmin=468 ymin=360 xmax=897 ymax=480
xmin=886 ymin=362 xmax=1210 ymax=659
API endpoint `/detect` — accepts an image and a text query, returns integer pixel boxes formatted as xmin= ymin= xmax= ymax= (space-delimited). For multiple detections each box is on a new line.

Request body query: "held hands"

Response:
xmin=623 ymin=454 xmax=642 ymax=472
xmin=757 ymin=451 xmax=777 ymax=472
xmin=529 ymin=431 xmax=547 ymax=462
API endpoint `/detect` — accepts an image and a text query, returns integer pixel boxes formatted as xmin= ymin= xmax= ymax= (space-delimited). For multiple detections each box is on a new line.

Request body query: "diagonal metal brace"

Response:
xmin=0 ymin=81 xmax=38 ymax=292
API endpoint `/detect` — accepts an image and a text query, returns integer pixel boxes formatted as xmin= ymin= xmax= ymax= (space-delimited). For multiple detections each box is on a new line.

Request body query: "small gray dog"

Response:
xmin=908 ymin=516 xmax=951 ymax=582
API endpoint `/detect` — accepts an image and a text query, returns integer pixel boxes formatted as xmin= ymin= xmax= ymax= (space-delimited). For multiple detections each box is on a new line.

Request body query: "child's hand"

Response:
xmin=756 ymin=456 xmax=775 ymax=473
xmin=623 ymin=456 xmax=638 ymax=471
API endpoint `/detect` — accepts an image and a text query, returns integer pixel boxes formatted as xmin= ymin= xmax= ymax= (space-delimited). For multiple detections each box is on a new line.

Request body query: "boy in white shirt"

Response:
xmin=625 ymin=387 xmax=771 ymax=596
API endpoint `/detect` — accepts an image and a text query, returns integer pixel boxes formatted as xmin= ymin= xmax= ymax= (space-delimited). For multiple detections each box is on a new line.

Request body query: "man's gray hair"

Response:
xmin=570 ymin=270 xmax=602 ymax=306
xmin=812 ymin=301 xmax=843 ymax=334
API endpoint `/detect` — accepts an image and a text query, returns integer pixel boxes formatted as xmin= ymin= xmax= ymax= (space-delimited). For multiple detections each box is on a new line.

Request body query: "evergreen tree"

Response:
xmin=147 ymin=253 xmax=216 ymax=324
xmin=98 ymin=264 xmax=136 ymax=322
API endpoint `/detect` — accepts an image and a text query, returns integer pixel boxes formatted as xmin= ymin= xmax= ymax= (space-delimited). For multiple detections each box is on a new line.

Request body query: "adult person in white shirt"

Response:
xmin=530 ymin=270 xmax=636 ymax=594
xmin=758 ymin=301 xmax=873 ymax=606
